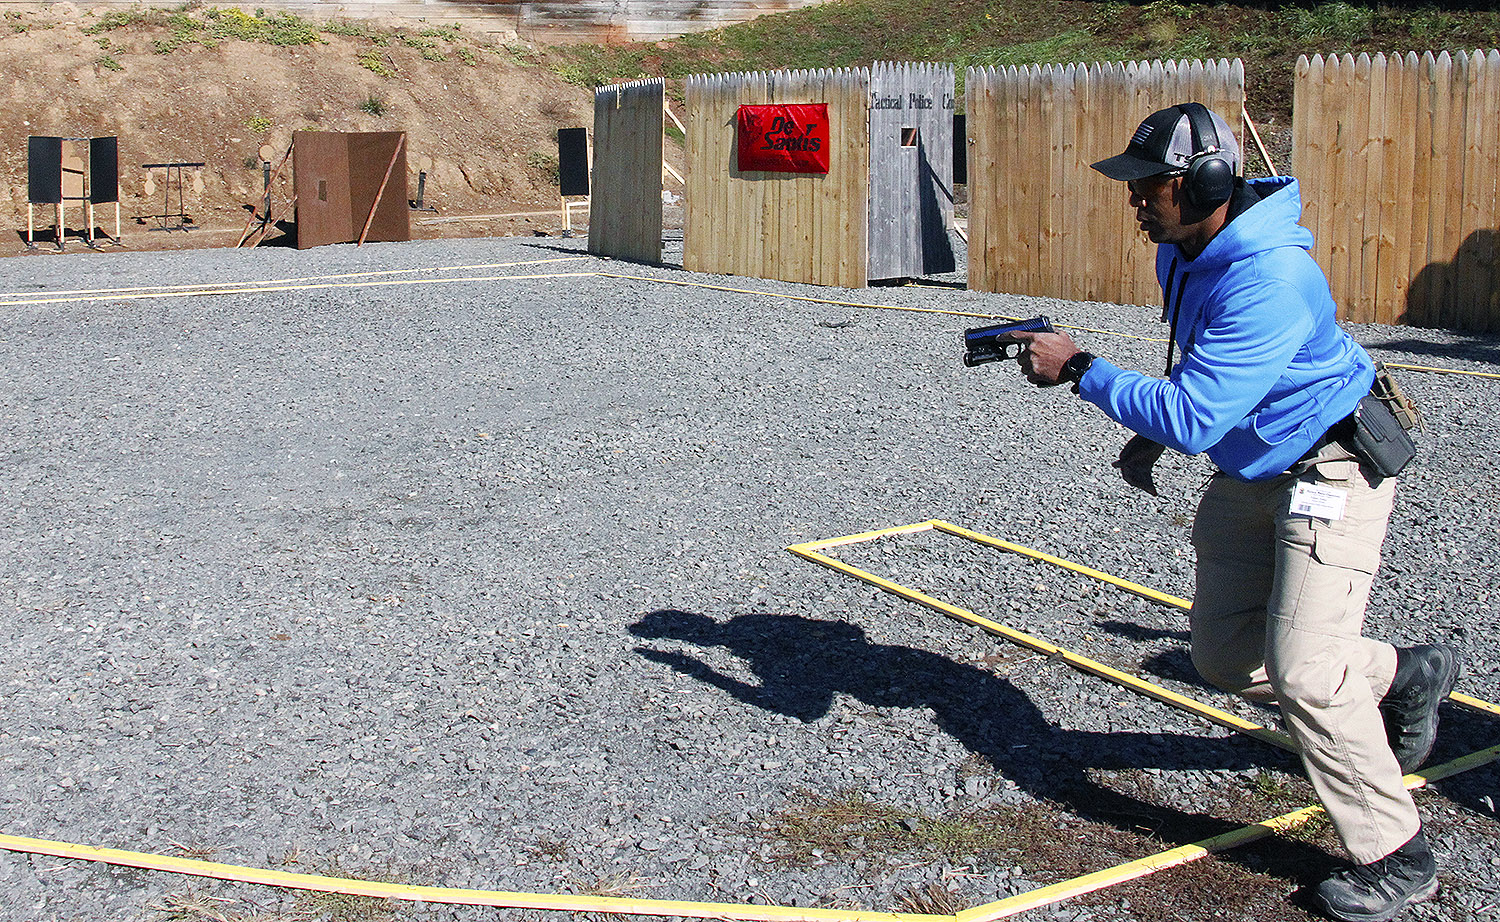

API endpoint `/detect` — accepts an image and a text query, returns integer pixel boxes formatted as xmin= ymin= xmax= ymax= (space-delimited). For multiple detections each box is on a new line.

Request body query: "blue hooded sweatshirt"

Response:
xmin=1077 ymin=176 xmax=1373 ymax=482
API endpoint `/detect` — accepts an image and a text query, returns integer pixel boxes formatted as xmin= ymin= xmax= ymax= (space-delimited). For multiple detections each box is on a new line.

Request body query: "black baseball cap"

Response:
xmin=1091 ymin=103 xmax=1240 ymax=181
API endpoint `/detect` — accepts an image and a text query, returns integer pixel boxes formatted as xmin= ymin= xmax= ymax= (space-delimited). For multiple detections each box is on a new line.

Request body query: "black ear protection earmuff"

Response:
xmin=1178 ymin=102 xmax=1235 ymax=211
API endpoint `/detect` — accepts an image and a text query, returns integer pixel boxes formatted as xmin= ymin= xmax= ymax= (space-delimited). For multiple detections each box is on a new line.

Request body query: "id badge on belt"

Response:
xmin=1290 ymin=481 xmax=1348 ymax=521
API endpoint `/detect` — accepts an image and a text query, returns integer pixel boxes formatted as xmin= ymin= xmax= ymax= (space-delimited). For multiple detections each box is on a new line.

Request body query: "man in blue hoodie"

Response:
xmin=1012 ymin=103 xmax=1460 ymax=922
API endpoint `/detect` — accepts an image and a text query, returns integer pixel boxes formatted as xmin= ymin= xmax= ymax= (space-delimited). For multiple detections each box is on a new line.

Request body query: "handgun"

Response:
xmin=962 ymin=316 xmax=1055 ymax=367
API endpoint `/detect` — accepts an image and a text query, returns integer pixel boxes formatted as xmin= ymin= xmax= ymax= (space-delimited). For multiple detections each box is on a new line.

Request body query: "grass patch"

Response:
xmin=148 ymin=854 xmax=415 ymax=922
xmin=358 ymin=49 xmax=396 ymax=77
xmin=202 ymin=8 xmax=322 ymax=46
xmin=401 ymin=33 xmax=446 ymax=62
xmin=742 ymin=788 xmax=1142 ymax=881
xmin=527 ymin=150 xmax=560 ymax=185
xmin=83 ymin=6 xmax=323 ymax=52
xmin=358 ymin=95 xmax=386 ymax=116
xmin=893 ymin=882 xmax=969 ymax=915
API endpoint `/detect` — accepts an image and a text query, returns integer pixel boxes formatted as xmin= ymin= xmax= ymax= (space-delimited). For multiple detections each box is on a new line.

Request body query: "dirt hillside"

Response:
xmin=0 ymin=3 xmax=644 ymax=254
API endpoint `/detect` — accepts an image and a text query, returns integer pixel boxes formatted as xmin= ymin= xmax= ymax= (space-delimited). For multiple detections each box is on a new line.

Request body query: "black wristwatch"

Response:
xmin=1061 ymin=351 xmax=1095 ymax=389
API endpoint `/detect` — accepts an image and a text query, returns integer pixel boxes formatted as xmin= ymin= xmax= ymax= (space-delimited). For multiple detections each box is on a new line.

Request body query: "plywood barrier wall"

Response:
xmin=868 ymin=62 xmax=956 ymax=281
xmin=684 ymin=68 xmax=870 ymax=288
xmin=291 ymin=130 xmax=409 ymax=250
xmin=966 ymin=59 xmax=1244 ymax=306
xmin=590 ymin=79 xmax=665 ymax=265
xmin=1294 ymin=50 xmax=1500 ymax=332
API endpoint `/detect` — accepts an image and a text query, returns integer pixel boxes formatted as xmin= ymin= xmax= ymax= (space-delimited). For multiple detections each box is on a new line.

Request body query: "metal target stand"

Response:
xmin=142 ymin=161 xmax=205 ymax=232
xmin=26 ymin=136 xmax=121 ymax=252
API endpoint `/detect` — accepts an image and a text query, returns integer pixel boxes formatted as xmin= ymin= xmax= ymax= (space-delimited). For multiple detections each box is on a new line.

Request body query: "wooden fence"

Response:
xmin=684 ymin=69 xmax=870 ymax=288
xmin=590 ymin=79 xmax=664 ymax=265
xmin=965 ymin=59 xmax=1245 ymax=306
xmin=1294 ymin=50 xmax=1500 ymax=332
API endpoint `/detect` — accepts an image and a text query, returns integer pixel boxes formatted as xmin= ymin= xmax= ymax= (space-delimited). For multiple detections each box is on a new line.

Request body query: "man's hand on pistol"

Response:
xmin=1011 ymin=330 xmax=1082 ymax=387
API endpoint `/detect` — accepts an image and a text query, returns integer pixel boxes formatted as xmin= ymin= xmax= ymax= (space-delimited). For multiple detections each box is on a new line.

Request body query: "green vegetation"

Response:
xmin=322 ymin=18 xmax=391 ymax=45
xmin=203 ymin=7 xmax=322 ymax=45
xmin=546 ymin=0 xmax=1500 ymax=116
xmin=75 ymin=6 xmax=493 ymax=73
xmin=83 ymin=6 xmax=323 ymax=52
xmin=741 ymin=788 xmax=1128 ymax=871
xmin=149 ymin=857 xmax=412 ymax=922
xmin=245 ymin=114 xmax=273 ymax=133
xmin=400 ymin=32 xmax=446 ymax=62
xmin=358 ymin=49 xmax=396 ymax=77
xmin=526 ymin=150 xmax=560 ymax=184
xmin=359 ymin=95 xmax=386 ymax=116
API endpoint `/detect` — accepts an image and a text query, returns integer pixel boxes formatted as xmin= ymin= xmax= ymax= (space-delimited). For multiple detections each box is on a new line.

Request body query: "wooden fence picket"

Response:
xmin=1291 ymin=49 xmax=1500 ymax=330
xmin=965 ymin=57 xmax=1245 ymax=307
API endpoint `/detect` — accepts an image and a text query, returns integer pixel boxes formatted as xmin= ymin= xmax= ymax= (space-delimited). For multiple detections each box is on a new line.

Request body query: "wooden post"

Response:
xmin=1242 ymin=107 xmax=1278 ymax=176
xmin=357 ymin=134 xmax=405 ymax=247
xmin=238 ymin=142 xmax=293 ymax=247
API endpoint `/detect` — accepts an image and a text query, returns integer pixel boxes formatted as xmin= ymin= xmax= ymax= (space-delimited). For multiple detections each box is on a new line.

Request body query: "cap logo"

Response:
xmin=1130 ymin=123 xmax=1154 ymax=147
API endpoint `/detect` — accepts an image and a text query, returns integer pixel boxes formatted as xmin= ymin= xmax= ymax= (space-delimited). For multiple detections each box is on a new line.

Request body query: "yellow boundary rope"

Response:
xmin=0 ymin=272 xmax=597 ymax=307
xmin=2 ymin=260 xmax=1493 ymax=378
xmin=0 ymin=257 xmax=589 ymax=302
xmin=788 ymin=519 xmax=1500 ymax=920
xmin=788 ymin=522 xmax=1293 ymax=752
xmin=0 ymin=831 xmax=941 ymax=921
xmin=0 ymin=520 xmax=1495 ymax=918
xmin=0 ymin=263 xmax=1493 ymax=911
xmin=6 ymin=520 xmax=1494 ymax=919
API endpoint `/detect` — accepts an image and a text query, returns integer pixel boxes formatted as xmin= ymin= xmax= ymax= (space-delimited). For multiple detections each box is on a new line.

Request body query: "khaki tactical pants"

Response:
xmin=1190 ymin=442 xmax=1417 ymax=864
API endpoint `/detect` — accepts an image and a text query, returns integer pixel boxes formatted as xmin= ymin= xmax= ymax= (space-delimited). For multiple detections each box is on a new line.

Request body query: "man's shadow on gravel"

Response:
xmin=629 ymin=609 xmax=1338 ymax=878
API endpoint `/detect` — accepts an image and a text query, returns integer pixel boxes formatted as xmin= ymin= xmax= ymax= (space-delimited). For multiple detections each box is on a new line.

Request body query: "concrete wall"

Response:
xmin=503 ymin=1 xmax=831 ymax=43
xmin=19 ymin=0 xmax=832 ymax=43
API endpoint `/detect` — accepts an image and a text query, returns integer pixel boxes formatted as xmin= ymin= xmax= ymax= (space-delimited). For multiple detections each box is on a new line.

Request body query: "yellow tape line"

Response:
xmin=7 ymin=741 xmax=1495 ymax=922
xmin=0 ymin=831 xmax=942 ymax=922
xmin=929 ymin=520 xmax=1189 ymax=609
xmin=1 ymin=523 xmax=1494 ymax=921
xmin=790 ymin=519 xmax=1500 ymax=920
xmin=1382 ymin=362 xmax=1500 ymax=380
xmin=954 ymin=803 xmax=1326 ymax=921
xmin=5 ymin=750 xmax=1495 ymax=922
xmin=958 ymin=740 xmax=1500 ymax=922
xmin=0 ymin=272 xmax=597 ymax=307
xmin=792 ymin=518 xmax=1499 ymax=754
xmin=0 ymin=257 xmax=588 ymax=303
xmin=5 ymin=260 xmax=1490 ymax=379
xmin=787 ymin=522 xmax=1292 ymax=752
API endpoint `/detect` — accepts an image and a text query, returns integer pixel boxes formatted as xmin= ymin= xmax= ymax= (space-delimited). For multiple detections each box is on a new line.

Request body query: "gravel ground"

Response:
xmin=1 ymin=235 xmax=1497 ymax=922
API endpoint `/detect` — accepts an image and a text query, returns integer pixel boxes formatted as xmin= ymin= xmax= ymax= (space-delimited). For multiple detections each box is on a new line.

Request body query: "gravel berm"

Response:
xmin=1 ymin=235 xmax=1497 ymax=922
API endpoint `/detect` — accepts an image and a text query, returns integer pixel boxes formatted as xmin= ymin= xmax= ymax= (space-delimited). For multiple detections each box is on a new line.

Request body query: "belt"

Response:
xmin=1297 ymin=412 xmax=1357 ymax=464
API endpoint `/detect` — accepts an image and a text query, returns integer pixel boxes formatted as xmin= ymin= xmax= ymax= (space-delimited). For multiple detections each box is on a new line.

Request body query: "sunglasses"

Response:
xmin=1127 ymin=172 xmax=1185 ymax=196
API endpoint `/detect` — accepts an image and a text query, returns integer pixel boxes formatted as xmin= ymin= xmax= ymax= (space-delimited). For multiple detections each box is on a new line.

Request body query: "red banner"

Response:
xmin=736 ymin=104 xmax=830 ymax=174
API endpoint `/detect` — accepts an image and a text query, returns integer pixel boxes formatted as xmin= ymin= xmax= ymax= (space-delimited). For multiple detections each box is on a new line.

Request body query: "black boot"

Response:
xmin=1313 ymin=829 xmax=1438 ymax=922
xmin=1379 ymin=644 xmax=1460 ymax=774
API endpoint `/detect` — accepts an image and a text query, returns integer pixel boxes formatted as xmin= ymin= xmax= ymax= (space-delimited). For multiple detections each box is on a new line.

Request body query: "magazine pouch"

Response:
xmin=1350 ymin=365 xmax=1420 ymax=477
